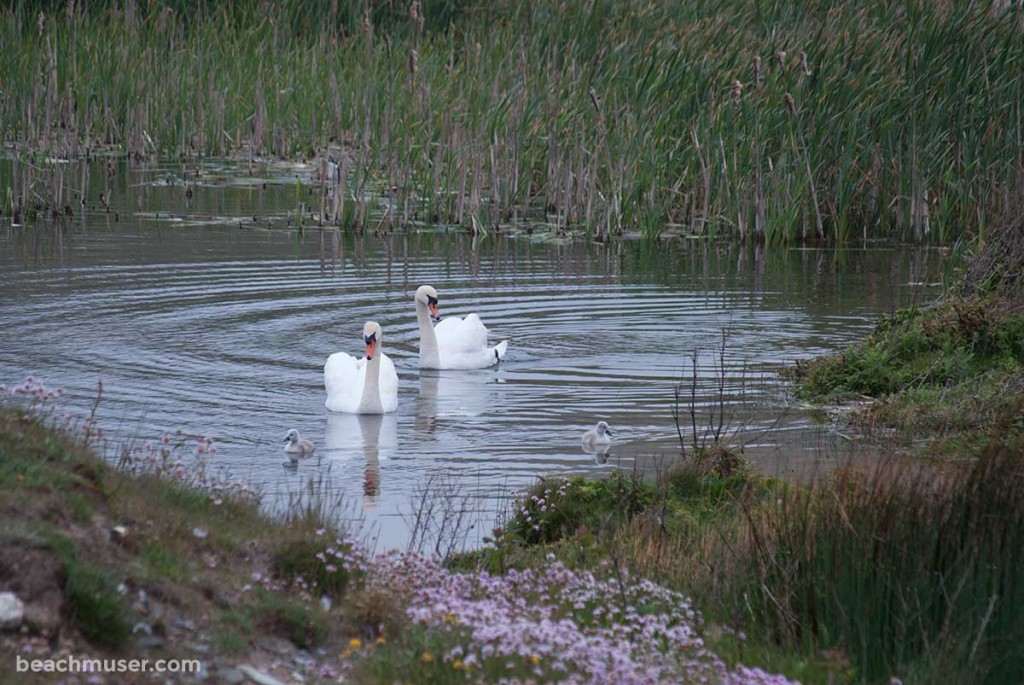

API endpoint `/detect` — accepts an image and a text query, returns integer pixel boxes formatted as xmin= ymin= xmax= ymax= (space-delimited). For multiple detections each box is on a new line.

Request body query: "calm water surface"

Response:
xmin=0 ymin=160 xmax=945 ymax=549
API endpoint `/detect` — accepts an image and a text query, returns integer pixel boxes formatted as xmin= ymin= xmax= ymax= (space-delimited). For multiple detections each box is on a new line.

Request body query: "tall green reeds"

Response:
xmin=1 ymin=0 xmax=1021 ymax=242
xmin=739 ymin=442 xmax=1024 ymax=683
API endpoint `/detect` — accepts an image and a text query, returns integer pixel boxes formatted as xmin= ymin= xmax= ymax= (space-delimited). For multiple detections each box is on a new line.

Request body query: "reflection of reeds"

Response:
xmin=2 ymin=1 xmax=1021 ymax=242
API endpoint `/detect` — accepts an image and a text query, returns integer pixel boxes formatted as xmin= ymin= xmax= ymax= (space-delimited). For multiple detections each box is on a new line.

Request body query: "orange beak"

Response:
xmin=365 ymin=339 xmax=377 ymax=360
xmin=428 ymin=301 xmax=440 ymax=321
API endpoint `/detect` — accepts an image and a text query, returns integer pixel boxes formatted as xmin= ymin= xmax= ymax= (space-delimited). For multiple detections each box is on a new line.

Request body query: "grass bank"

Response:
xmin=2 ymin=1 xmax=1022 ymax=241
xmin=0 ymin=382 xmax=800 ymax=684
xmin=788 ymin=200 xmax=1024 ymax=458
xmin=0 ymin=382 xmax=356 ymax=683
xmin=453 ymin=434 xmax=1024 ymax=684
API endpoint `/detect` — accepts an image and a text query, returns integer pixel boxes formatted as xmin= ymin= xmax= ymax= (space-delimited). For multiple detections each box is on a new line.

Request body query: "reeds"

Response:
xmin=737 ymin=440 xmax=1024 ymax=683
xmin=1 ymin=0 xmax=1021 ymax=242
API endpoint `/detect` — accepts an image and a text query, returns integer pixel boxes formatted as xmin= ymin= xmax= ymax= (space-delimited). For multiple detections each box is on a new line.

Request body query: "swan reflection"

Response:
xmin=417 ymin=370 xmax=502 ymax=435
xmin=324 ymin=413 xmax=398 ymax=505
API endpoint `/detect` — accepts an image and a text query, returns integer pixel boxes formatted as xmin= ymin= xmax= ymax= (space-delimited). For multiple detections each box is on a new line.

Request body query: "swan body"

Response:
xmin=284 ymin=428 xmax=316 ymax=462
xmin=324 ymin=321 xmax=399 ymax=414
xmin=414 ymin=285 xmax=508 ymax=369
xmin=582 ymin=421 xmax=614 ymax=449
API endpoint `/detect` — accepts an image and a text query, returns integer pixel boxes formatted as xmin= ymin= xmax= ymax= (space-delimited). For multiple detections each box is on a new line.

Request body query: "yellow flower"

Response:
xmin=529 ymin=655 xmax=541 ymax=666
xmin=452 ymin=659 xmax=463 ymax=670
xmin=349 ymin=638 xmax=362 ymax=649
xmin=421 ymin=651 xmax=434 ymax=663
xmin=375 ymin=635 xmax=387 ymax=646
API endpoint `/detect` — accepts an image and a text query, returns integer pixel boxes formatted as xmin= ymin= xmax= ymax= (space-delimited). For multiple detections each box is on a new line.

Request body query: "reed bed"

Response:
xmin=735 ymin=439 xmax=1024 ymax=684
xmin=1 ymin=0 xmax=1022 ymax=242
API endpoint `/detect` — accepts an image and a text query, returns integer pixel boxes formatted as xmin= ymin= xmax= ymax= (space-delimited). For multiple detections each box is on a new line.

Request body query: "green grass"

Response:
xmin=790 ymin=298 xmax=1024 ymax=398
xmin=141 ymin=541 xmax=187 ymax=581
xmin=352 ymin=624 xmax=470 ymax=684
xmin=250 ymin=589 xmax=329 ymax=649
xmin=212 ymin=629 xmax=250 ymax=654
xmin=787 ymin=296 xmax=1024 ymax=456
xmin=743 ymin=438 xmax=1024 ymax=684
xmin=0 ymin=399 xmax=351 ymax=670
xmin=63 ymin=558 xmax=132 ymax=649
xmin=2 ymin=0 xmax=1021 ymax=241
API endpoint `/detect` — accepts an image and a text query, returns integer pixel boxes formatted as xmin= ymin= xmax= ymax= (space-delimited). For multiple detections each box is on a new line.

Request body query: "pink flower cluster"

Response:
xmin=1 ymin=377 xmax=63 ymax=402
xmin=118 ymin=431 xmax=259 ymax=505
xmin=304 ymin=541 xmax=801 ymax=684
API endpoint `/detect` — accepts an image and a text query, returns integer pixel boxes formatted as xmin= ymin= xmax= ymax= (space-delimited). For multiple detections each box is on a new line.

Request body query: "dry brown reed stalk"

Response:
xmin=690 ymin=128 xmax=710 ymax=235
xmin=963 ymin=189 xmax=1024 ymax=300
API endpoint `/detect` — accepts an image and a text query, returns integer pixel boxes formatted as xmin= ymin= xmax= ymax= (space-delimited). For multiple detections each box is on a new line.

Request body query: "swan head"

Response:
xmin=415 ymin=285 xmax=441 ymax=322
xmin=595 ymin=421 xmax=613 ymax=437
xmin=363 ymin=321 xmax=383 ymax=360
xmin=285 ymin=428 xmax=299 ymax=443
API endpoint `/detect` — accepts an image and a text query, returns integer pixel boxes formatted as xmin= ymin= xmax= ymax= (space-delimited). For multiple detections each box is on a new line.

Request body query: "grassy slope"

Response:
xmin=0 ymin=402 xmax=353 ymax=684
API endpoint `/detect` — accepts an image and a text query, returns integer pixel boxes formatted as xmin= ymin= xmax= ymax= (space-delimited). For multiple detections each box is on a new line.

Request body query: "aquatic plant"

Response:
xmin=1 ymin=0 xmax=1021 ymax=241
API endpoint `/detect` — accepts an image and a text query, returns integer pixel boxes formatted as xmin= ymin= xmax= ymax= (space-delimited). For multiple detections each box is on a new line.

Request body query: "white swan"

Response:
xmin=414 ymin=285 xmax=508 ymax=369
xmin=582 ymin=421 xmax=614 ymax=449
xmin=284 ymin=429 xmax=316 ymax=462
xmin=324 ymin=321 xmax=399 ymax=414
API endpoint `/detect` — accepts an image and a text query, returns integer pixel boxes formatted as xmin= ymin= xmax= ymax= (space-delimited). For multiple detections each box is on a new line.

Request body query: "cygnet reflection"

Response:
xmin=581 ymin=441 xmax=613 ymax=465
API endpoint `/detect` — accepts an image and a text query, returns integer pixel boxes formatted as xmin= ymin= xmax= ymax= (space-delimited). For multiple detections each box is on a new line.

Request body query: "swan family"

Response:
xmin=289 ymin=284 xmax=612 ymax=460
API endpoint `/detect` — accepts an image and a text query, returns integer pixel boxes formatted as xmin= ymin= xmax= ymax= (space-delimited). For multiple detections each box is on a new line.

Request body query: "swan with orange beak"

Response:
xmin=324 ymin=321 xmax=399 ymax=414
xmin=414 ymin=285 xmax=508 ymax=369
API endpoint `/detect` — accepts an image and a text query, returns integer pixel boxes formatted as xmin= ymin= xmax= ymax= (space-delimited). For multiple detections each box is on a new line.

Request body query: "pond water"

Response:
xmin=0 ymin=159 xmax=946 ymax=550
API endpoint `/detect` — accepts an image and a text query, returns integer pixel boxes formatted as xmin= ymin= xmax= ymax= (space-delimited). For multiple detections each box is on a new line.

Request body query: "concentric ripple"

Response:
xmin=0 ymin=186 xmax=944 ymax=549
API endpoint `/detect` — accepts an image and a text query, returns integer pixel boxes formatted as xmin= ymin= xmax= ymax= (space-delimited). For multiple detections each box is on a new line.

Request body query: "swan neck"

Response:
xmin=360 ymin=351 xmax=383 ymax=412
xmin=416 ymin=300 xmax=441 ymax=368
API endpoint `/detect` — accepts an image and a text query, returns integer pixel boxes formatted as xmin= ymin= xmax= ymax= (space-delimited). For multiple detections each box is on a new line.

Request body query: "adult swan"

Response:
xmin=414 ymin=285 xmax=508 ymax=369
xmin=324 ymin=321 xmax=399 ymax=414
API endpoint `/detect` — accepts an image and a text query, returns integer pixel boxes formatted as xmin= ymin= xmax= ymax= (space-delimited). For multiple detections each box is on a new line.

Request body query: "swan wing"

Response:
xmin=434 ymin=313 xmax=489 ymax=354
xmin=324 ymin=352 xmax=366 ymax=413
xmin=433 ymin=314 xmax=509 ymax=369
